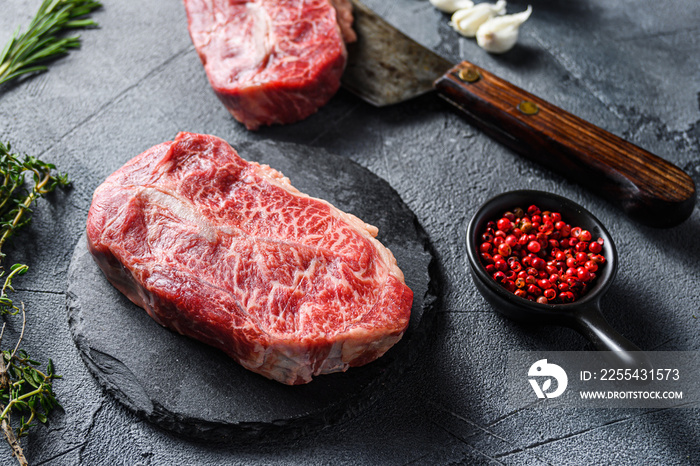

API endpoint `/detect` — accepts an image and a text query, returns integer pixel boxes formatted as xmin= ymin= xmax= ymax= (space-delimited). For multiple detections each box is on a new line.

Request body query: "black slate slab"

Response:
xmin=66 ymin=140 xmax=439 ymax=443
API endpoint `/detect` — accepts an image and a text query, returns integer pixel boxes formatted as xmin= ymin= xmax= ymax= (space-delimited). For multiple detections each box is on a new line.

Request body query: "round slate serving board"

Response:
xmin=67 ymin=140 xmax=438 ymax=443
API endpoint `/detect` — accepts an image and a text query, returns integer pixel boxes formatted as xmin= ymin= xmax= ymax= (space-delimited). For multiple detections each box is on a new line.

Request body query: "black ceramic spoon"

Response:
xmin=466 ymin=190 xmax=651 ymax=370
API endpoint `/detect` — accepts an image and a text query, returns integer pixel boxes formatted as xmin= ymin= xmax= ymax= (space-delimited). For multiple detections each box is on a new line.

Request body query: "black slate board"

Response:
xmin=67 ymin=140 xmax=439 ymax=443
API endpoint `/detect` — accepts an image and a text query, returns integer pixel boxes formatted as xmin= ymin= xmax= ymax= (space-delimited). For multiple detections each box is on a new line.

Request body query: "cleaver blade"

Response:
xmin=341 ymin=1 xmax=452 ymax=107
xmin=341 ymin=0 xmax=696 ymax=228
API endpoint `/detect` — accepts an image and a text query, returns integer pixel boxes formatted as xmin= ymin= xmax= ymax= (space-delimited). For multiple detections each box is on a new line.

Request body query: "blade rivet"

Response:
xmin=458 ymin=67 xmax=481 ymax=83
xmin=518 ymin=100 xmax=539 ymax=115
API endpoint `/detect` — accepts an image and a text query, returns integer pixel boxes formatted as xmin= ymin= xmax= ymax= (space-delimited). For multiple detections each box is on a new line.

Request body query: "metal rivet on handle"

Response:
xmin=458 ymin=66 xmax=480 ymax=83
xmin=518 ymin=100 xmax=539 ymax=115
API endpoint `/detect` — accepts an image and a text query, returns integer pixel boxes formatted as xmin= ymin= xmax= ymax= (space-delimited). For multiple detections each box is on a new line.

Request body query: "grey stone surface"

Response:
xmin=0 ymin=0 xmax=698 ymax=464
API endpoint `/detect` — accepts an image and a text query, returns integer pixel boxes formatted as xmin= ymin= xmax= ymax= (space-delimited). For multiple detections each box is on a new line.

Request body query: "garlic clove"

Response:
xmin=429 ymin=0 xmax=475 ymax=14
xmin=476 ymin=5 xmax=532 ymax=53
xmin=450 ymin=0 xmax=507 ymax=38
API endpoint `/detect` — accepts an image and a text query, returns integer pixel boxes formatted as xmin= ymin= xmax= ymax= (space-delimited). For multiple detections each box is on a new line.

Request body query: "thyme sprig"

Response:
xmin=0 ymin=265 xmax=28 ymax=316
xmin=0 ymin=141 xmax=68 ymax=465
xmin=0 ymin=346 xmax=60 ymax=436
xmin=0 ymin=142 xmax=70 ymax=259
xmin=0 ymin=0 xmax=101 ymax=86
xmin=0 ymin=307 xmax=61 ymax=459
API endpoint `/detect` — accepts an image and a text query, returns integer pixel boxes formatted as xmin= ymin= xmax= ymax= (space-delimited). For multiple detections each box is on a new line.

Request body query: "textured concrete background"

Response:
xmin=0 ymin=0 xmax=698 ymax=464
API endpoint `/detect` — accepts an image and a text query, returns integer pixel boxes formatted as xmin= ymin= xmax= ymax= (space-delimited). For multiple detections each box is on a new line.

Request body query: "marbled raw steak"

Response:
xmin=184 ymin=0 xmax=355 ymax=130
xmin=86 ymin=132 xmax=413 ymax=384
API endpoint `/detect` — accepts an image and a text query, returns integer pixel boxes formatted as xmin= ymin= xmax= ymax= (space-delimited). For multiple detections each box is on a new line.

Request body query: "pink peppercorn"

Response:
xmin=478 ymin=203 xmax=605 ymax=304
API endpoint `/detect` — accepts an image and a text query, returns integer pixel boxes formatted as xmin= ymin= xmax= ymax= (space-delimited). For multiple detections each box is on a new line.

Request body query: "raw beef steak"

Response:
xmin=184 ymin=0 xmax=354 ymax=130
xmin=86 ymin=132 xmax=413 ymax=385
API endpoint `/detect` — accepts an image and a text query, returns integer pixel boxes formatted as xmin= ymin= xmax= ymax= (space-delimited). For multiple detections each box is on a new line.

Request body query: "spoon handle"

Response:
xmin=574 ymin=304 xmax=651 ymax=370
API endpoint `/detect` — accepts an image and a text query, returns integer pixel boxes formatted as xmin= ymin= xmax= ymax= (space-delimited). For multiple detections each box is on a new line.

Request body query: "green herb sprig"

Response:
xmin=0 ymin=141 xmax=68 ymax=466
xmin=0 ymin=0 xmax=101 ymax=86
xmin=0 ymin=346 xmax=60 ymax=437
xmin=0 ymin=142 xmax=70 ymax=258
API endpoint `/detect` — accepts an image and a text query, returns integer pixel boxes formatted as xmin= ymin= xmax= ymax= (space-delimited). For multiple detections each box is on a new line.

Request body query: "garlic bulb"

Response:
xmin=429 ymin=0 xmax=474 ymax=14
xmin=450 ymin=0 xmax=507 ymax=38
xmin=476 ymin=5 xmax=532 ymax=53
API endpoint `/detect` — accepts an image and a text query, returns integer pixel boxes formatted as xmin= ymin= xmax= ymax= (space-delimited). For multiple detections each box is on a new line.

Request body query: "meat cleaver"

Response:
xmin=341 ymin=0 xmax=696 ymax=228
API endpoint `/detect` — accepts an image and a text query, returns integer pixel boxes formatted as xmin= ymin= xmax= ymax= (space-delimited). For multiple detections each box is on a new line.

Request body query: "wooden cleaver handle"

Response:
xmin=434 ymin=61 xmax=696 ymax=228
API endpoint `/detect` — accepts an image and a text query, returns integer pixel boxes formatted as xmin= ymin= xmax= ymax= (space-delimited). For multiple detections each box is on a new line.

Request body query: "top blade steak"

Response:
xmin=184 ymin=0 xmax=355 ymax=130
xmin=86 ymin=132 xmax=413 ymax=385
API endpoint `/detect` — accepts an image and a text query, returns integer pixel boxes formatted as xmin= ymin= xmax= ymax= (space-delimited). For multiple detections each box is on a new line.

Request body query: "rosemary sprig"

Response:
xmin=0 ymin=141 xmax=68 ymax=465
xmin=0 ymin=0 xmax=101 ymax=86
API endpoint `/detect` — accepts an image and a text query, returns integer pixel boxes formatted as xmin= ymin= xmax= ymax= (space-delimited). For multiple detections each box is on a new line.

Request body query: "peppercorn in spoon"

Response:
xmin=466 ymin=190 xmax=651 ymax=370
